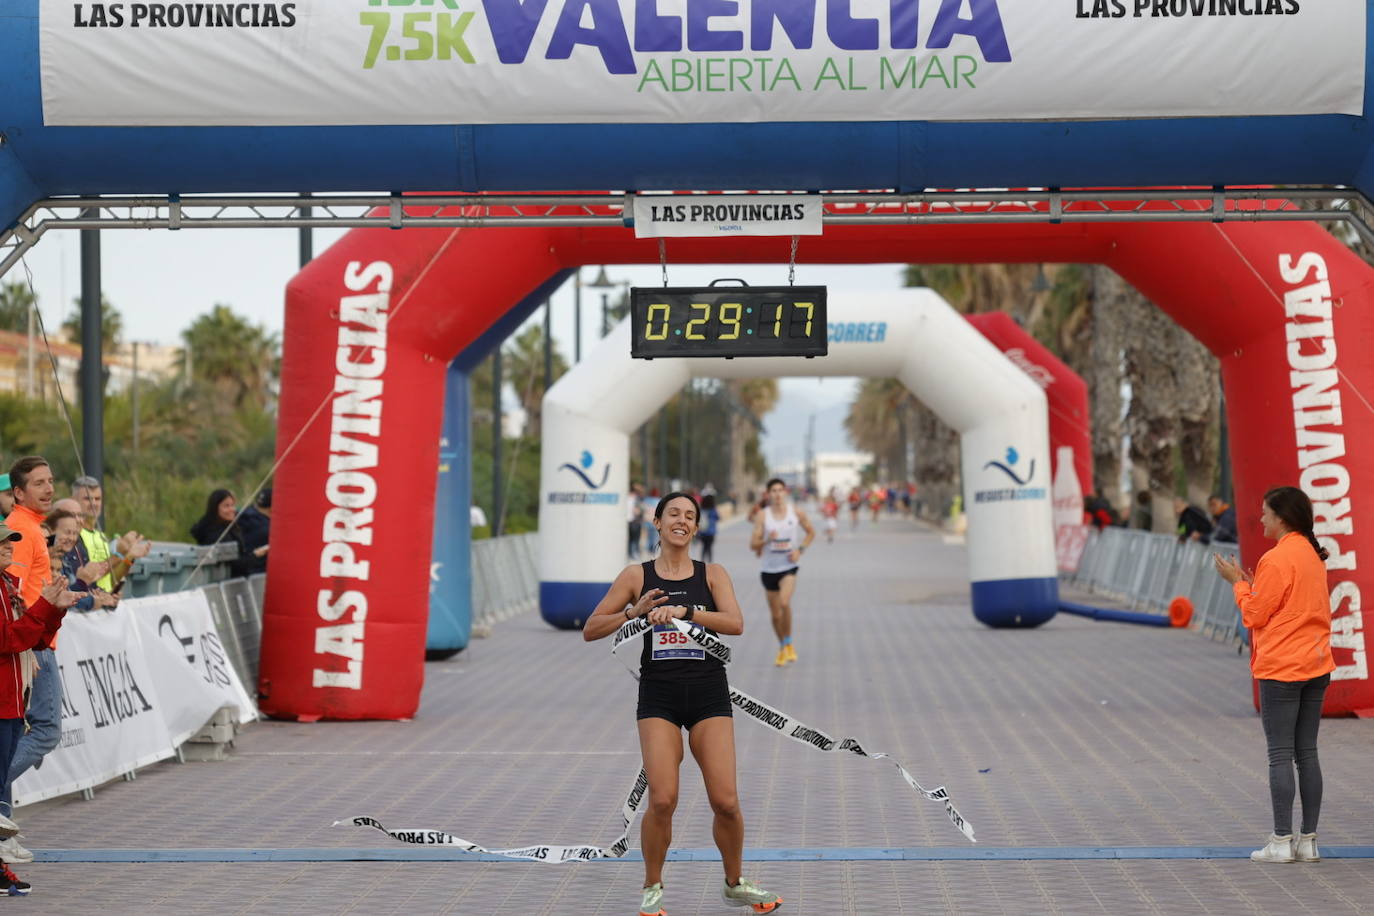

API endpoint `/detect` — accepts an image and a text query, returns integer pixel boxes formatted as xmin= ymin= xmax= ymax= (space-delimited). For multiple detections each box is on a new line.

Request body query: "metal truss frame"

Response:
xmin=4 ymin=187 xmax=1372 ymax=281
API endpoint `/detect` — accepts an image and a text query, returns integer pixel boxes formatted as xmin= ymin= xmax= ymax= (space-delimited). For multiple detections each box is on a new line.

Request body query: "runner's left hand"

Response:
xmin=647 ymin=605 xmax=685 ymax=625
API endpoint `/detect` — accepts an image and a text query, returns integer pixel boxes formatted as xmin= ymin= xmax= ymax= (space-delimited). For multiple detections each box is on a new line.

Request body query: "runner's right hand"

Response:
xmin=629 ymin=587 xmax=670 ymax=618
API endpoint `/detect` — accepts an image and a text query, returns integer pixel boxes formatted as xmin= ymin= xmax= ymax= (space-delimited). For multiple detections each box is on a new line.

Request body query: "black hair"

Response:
xmin=700 ymin=493 xmax=716 ymax=510
xmin=765 ymin=477 xmax=786 ymax=491
xmin=654 ymin=491 xmax=700 ymax=522
xmin=1263 ymin=486 xmax=1329 ymax=561
xmin=203 ymin=488 xmax=235 ymax=521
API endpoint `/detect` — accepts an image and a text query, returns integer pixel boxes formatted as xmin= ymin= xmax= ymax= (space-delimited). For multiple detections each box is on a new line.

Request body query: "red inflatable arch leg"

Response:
xmin=260 ymin=219 xmax=565 ymax=720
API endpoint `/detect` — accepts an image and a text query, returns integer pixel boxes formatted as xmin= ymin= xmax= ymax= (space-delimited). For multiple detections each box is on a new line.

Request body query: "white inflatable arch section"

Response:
xmin=538 ymin=288 xmax=1057 ymax=630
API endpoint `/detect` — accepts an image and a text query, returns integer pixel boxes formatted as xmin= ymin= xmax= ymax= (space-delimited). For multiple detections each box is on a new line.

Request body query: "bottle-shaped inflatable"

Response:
xmin=1051 ymin=446 xmax=1084 ymax=530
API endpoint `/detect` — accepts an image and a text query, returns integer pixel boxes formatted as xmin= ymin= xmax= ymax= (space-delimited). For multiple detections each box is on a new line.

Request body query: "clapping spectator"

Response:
xmin=4 ymin=459 xmax=54 ymax=605
xmin=0 ymin=518 xmax=77 ymax=890
xmin=44 ymin=509 xmax=117 ymax=612
xmin=72 ymin=476 xmax=150 ymax=592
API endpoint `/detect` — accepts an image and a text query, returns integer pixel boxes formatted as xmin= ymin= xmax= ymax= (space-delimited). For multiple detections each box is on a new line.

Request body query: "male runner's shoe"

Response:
xmin=0 ymin=863 xmax=30 ymax=896
xmin=774 ymin=646 xmax=788 ymax=667
xmin=639 ymin=881 xmax=666 ymax=916
xmin=722 ymin=877 xmax=782 ymax=912
xmin=783 ymin=644 xmax=797 ymax=664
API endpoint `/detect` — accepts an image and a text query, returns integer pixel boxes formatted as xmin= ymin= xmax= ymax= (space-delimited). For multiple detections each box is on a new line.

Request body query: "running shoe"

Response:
xmin=0 ymin=815 xmax=17 ymax=840
xmin=783 ymin=644 xmax=797 ymax=664
xmin=0 ymin=863 xmax=30 ymax=896
xmin=722 ymin=877 xmax=782 ymax=912
xmin=774 ymin=647 xmax=788 ymax=667
xmin=639 ymin=881 xmax=666 ymax=916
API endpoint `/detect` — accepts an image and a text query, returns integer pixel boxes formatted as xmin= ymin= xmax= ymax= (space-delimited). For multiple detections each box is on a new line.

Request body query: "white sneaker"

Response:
xmin=0 ymin=816 xmax=17 ymax=840
xmin=0 ymin=837 xmax=31 ymax=865
xmin=1294 ymin=832 xmax=1320 ymax=862
xmin=1250 ymin=833 xmax=1294 ymax=863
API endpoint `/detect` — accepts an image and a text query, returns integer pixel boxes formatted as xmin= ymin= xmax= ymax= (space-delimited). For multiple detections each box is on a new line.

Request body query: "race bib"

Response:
xmin=768 ymin=537 xmax=791 ymax=554
xmin=651 ymin=621 xmax=704 ymax=661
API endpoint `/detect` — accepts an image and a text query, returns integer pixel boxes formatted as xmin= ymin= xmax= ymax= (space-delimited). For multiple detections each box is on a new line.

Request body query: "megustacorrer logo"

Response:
xmin=559 ymin=450 xmax=610 ymax=489
xmin=974 ymin=446 xmax=1047 ymax=505
xmin=983 ymin=446 xmax=1035 ymax=486
xmin=548 ymin=450 xmax=619 ymax=506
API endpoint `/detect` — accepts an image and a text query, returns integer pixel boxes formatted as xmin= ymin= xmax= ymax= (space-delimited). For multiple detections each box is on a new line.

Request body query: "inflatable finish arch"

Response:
xmin=270 ymin=212 xmax=1374 ymax=719
xmin=539 ymin=290 xmax=1055 ymax=632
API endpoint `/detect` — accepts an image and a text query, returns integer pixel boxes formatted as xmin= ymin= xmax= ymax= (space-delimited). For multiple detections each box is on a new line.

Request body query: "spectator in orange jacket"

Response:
xmin=0 ymin=521 xmax=77 ymax=895
xmin=1214 ymin=486 xmax=1337 ymax=865
xmin=3 ymin=458 xmax=55 ymax=607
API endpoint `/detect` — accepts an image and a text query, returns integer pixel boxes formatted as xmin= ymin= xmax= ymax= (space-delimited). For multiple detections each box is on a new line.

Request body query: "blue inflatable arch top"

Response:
xmin=2 ymin=2 xmax=1374 ymax=228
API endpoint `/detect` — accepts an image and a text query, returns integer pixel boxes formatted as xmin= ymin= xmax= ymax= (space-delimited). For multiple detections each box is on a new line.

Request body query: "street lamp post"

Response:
xmin=585 ymin=265 xmax=618 ymax=337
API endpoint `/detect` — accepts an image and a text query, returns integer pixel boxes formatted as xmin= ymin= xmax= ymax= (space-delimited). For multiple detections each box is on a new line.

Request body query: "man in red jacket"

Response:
xmin=0 ymin=520 xmax=76 ymax=897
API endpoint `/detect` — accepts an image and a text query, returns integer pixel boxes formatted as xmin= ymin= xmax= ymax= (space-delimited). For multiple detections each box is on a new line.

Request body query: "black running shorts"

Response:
xmin=759 ymin=567 xmax=799 ymax=592
xmin=636 ymin=675 xmax=733 ymax=729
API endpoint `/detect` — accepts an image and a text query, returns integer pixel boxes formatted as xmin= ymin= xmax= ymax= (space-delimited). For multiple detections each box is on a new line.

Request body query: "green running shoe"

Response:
xmin=639 ymin=881 xmax=665 ymax=916
xmin=722 ymin=877 xmax=782 ymax=912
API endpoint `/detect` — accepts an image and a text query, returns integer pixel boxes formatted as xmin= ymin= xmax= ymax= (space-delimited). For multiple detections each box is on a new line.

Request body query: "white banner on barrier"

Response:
xmin=12 ymin=591 xmax=256 ymax=808
xmin=38 ymin=1 xmax=1364 ymax=127
xmin=130 ymin=590 xmax=258 ymax=735
xmin=11 ymin=609 xmax=175 ymax=807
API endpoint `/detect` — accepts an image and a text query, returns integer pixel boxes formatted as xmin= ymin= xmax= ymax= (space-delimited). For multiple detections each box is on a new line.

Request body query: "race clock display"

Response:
xmin=630 ymin=285 xmax=828 ymax=359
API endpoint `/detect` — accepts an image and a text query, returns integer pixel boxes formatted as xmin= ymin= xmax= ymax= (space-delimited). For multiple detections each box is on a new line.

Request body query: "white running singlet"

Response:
xmin=759 ymin=504 xmax=801 ymax=574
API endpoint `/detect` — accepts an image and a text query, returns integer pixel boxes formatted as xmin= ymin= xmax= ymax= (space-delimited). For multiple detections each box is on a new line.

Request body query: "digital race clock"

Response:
xmin=629 ymin=284 xmax=828 ymax=359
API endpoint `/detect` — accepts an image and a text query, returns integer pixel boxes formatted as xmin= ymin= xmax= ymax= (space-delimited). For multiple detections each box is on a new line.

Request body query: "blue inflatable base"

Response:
xmin=971 ymin=577 xmax=1059 ymax=628
xmin=540 ymin=581 xmax=612 ymax=630
xmin=1059 ymin=601 xmax=1171 ymax=627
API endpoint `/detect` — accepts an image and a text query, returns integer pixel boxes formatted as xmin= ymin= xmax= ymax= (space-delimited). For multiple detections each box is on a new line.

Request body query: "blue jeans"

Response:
xmin=1258 ymin=673 xmax=1329 ymax=836
xmin=0 ymin=718 xmax=23 ymax=820
xmin=2 ymin=649 xmax=62 ymax=817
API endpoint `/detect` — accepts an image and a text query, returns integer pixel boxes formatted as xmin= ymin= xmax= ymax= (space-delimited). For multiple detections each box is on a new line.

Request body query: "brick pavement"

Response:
xmin=12 ymin=514 xmax=1374 ymax=914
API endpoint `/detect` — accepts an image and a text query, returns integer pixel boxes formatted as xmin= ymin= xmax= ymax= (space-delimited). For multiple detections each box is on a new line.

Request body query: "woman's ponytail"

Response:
xmin=1304 ymin=530 xmax=1330 ymax=562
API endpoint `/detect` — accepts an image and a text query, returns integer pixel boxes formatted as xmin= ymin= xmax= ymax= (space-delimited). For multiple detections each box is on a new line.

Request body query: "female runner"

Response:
xmin=583 ymin=492 xmax=782 ymax=916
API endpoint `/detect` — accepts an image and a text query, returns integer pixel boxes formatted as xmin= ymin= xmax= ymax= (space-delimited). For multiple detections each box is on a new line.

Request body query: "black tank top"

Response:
xmin=638 ymin=560 xmax=726 ymax=682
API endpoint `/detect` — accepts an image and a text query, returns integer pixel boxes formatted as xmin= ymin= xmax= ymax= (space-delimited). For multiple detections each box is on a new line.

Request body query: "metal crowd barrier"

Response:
xmin=124 ymin=541 xmax=241 ymax=597
xmin=1066 ymin=527 xmax=1248 ymax=646
xmin=471 ymin=532 xmax=539 ymax=633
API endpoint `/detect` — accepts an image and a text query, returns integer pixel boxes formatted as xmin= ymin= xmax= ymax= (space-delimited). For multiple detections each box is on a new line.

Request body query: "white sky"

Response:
xmin=14 ymin=228 xmax=913 ymax=464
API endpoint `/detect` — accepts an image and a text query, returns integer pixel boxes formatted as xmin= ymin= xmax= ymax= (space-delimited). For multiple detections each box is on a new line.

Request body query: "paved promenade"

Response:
xmin=15 ymin=514 xmax=1374 ymax=914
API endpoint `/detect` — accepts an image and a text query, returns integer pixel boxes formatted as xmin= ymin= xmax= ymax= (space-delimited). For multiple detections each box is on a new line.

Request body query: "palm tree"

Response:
xmin=501 ymin=323 xmax=568 ymax=438
xmin=62 ymin=294 xmax=124 ymax=351
xmin=180 ymin=304 xmax=280 ymax=408
xmin=0 ymin=281 xmax=37 ymax=334
xmin=844 ymin=378 xmax=912 ymax=481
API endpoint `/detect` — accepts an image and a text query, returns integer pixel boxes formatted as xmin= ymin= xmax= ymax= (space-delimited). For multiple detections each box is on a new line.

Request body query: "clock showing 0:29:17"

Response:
xmin=629 ymin=286 xmax=829 ymax=359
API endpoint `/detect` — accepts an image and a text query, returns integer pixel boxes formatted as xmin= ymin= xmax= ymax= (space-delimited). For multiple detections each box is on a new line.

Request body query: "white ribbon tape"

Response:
xmin=337 ymin=616 xmax=975 ymax=858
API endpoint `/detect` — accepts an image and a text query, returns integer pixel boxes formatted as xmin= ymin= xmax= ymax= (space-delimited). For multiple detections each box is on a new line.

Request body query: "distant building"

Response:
xmin=814 ymin=452 xmax=871 ymax=496
xmin=0 ymin=330 xmax=181 ymax=400
xmin=770 ymin=451 xmax=872 ymax=497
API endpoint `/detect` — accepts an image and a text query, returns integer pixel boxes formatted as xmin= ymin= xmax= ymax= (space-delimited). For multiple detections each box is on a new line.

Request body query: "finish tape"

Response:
xmin=336 ymin=616 xmax=974 ymax=859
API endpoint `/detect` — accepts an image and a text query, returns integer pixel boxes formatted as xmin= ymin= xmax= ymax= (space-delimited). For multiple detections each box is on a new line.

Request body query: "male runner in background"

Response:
xmin=750 ymin=479 xmax=815 ymax=667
